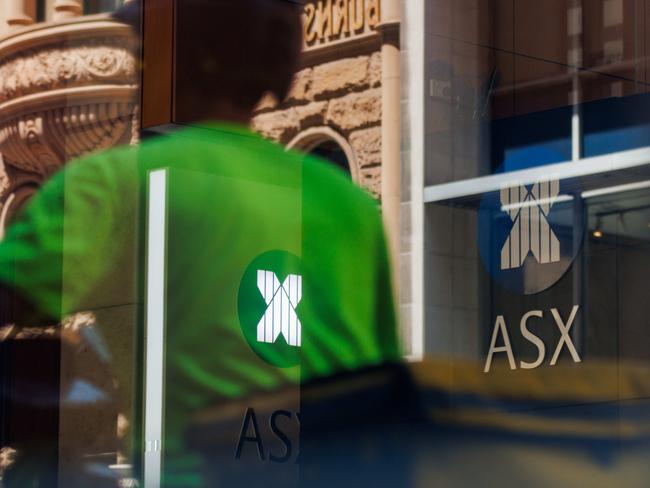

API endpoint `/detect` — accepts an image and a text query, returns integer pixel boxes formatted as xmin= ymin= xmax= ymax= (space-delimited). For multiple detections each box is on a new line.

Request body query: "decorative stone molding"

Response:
xmin=0 ymin=18 xmax=139 ymax=177
xmin=0 ymin=96 xmax=136 ymax=175
xmin=0 ymin=41 xmax=137 ymax=105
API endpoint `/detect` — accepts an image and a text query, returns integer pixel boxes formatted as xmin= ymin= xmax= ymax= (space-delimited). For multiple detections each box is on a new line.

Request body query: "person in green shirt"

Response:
xmin=0 ymin=1 xmax=402 ymax=486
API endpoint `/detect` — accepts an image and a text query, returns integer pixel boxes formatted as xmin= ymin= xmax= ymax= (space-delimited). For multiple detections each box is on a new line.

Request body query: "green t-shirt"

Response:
xmin=0 ymin=123 xmax=399 ymax=485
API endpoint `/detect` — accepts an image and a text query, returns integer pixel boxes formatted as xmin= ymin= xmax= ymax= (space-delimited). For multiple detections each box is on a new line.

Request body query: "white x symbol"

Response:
xmin=256 ymin=270 xmax=302 ymax=347
xmin=550 ymin=306 xmax=581 ymax=365
xmin=500 ymin=179 xmax=561 ymax=270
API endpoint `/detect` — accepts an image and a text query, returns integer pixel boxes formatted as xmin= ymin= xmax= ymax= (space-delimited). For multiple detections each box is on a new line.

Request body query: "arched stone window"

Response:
xmin=287 ymin=127 xmax=359 ymax=184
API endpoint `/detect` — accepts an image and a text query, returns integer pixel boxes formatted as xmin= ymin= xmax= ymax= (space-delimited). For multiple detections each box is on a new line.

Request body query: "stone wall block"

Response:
xmin=286 ymin=67 xmax=313 ymax=104
xmin=349 ymin=126 xmax=382 ymax=168
xmin=295 ymin=101 xmax=328 ymax=129
xmin=359 ymin=164 xmax=381 ymax=199
xmin=326 ymin=88 xmax=382 ymax=132
xmin=254 ymin=93 xmax=279 ymax=113
xmin=311 ymin=56 xmax=370 ymax=100
xmin=369 ymin=51 xmax=382 ymax=88
xmin=251 ymin=108 xmax=300 ymax=143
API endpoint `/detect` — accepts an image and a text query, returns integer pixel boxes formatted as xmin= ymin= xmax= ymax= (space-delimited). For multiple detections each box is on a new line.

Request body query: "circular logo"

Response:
xmin=238 ymin=250 xmax=303 ymax=368
xmin=477 ymin=177 xmax=583 ymax=295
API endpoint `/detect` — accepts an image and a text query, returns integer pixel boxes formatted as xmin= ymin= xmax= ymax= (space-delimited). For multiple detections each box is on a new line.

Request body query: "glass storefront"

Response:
xmin=409 ymin=0 xmax=650 ymax=483
xmin=2 ymin=0 xmax=650 ymax=486
xmin=421 ymin=0 xmax=650 ymax=370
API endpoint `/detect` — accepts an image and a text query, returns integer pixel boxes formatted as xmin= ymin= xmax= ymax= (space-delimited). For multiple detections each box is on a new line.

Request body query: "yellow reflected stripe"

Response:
xmin=410 ymin=359 xmax=650 ymax=402
xmin=429 ymin=408 xmax=650 ymax=440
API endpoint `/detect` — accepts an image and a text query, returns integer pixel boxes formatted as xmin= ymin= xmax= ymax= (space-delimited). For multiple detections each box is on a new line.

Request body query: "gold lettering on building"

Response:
xmin=304 ymin=0 xmax=381 ymax=48
xmin=305 ymin=3 xmax=317 ymax=43
xmin=366 ymin=0 xmax=380 ymax=27
xmin=351 ymin=0 xmax=365 ymax=31
xmin=316 ymin=0 xmax=333 ymax=39
xmin=333 ymin=0 xmax=349 ymax=36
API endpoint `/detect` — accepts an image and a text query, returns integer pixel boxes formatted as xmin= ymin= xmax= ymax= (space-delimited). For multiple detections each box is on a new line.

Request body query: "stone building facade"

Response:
xmin=0 ymin=0 xmax=139 ymax=225
xmin=253 ymin=52 xmax=384 ymax=196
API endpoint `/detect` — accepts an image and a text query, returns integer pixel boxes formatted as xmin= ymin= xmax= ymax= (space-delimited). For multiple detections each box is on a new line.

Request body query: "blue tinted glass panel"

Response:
xmin=491 ymin=106 xmax=572 ymax=173
xmin=583 ymin=94 xmax=650 ymax=158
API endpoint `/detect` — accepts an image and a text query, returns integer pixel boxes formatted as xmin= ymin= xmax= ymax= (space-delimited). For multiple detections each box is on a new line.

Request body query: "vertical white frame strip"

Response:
xmin=144 ymin=169 xmax=168 ymax=488
xmin=407 ymin=0 xmax=425 ymax=360
xmin=571 ymin=103 xmax=582 ymax=161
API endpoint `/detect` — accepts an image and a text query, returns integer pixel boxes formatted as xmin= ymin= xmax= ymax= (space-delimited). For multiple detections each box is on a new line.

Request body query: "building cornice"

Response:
xmin=0 ymin=16 xmax=138 ymax=176
xmin=0 ymin=15 xmax=134 ymax=59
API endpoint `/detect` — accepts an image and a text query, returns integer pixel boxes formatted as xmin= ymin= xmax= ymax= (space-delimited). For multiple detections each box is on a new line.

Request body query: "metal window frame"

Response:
xmin=143 ymin=168 xmax=169 ymax=488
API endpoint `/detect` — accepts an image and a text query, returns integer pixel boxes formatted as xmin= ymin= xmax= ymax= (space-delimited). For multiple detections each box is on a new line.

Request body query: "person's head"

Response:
xmin=174 ymin=0 xmax=304 ymax=124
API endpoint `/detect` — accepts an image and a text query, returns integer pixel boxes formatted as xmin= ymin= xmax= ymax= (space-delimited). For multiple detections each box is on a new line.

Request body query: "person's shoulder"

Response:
xmin=155 ymin=124 xmax=274 ymax=152
xmin=298 ymin=149 xmax=381 ymax=215
xmin=63 ymin=143 xmax=139 ymax=176
xmin=139 ymin=124 xmax=290 ymax=170
xmin=31 ymin=144 xmax=141 ymax=212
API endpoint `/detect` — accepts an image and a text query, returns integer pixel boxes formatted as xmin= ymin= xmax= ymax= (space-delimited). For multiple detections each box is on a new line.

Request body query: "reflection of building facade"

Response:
xmin=4 ymin=0 xmax=650 ymax=486
xmin=253 ymin=0 xmax=383 ymax=195
xmin=252 ymin=0 xmax=402 ymax=301
xmin=0 ymin=4 xmax=139 ymax=484
xmin=0 ymin=1 xmax=403 ymax=485
xmin=0 ymin=0 xmax=403 ymax=297
xmin=0 ymin=0 xmax=139 ymax=486
xmin=402 ymin=0 xmax=650 ymax=360
xmin=0 ymin=0 xmax=138 ymax=224
xmin=397 ymin=3 xmax=650 ymax=483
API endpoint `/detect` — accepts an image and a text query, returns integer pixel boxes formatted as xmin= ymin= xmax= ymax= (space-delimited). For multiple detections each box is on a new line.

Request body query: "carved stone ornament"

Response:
xmin=0 ymin=103 xmax=135 ymax=175
xmin=0 ymin=40 xmax=137 ymax=104
xmin=0 ymin=19 xmax=139 ymax=176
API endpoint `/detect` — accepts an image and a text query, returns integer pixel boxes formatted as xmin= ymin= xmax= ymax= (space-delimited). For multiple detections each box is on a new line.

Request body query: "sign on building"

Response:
xmin=304 ymin=0 xmax=381 ymax=48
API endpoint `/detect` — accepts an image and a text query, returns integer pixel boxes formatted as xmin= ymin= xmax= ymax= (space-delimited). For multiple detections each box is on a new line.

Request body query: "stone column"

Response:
xmin=53 ymin=0 xmax=82 ymax=20
xmin=379 ymin=0 xmax=401 ymax=297
xmin=5 ymin=0 xmax=35 ymax=30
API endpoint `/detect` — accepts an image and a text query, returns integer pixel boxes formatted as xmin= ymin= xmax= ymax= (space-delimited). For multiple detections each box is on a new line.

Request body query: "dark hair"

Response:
xmin=174 ymin=0 xmax=304 ymax=120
